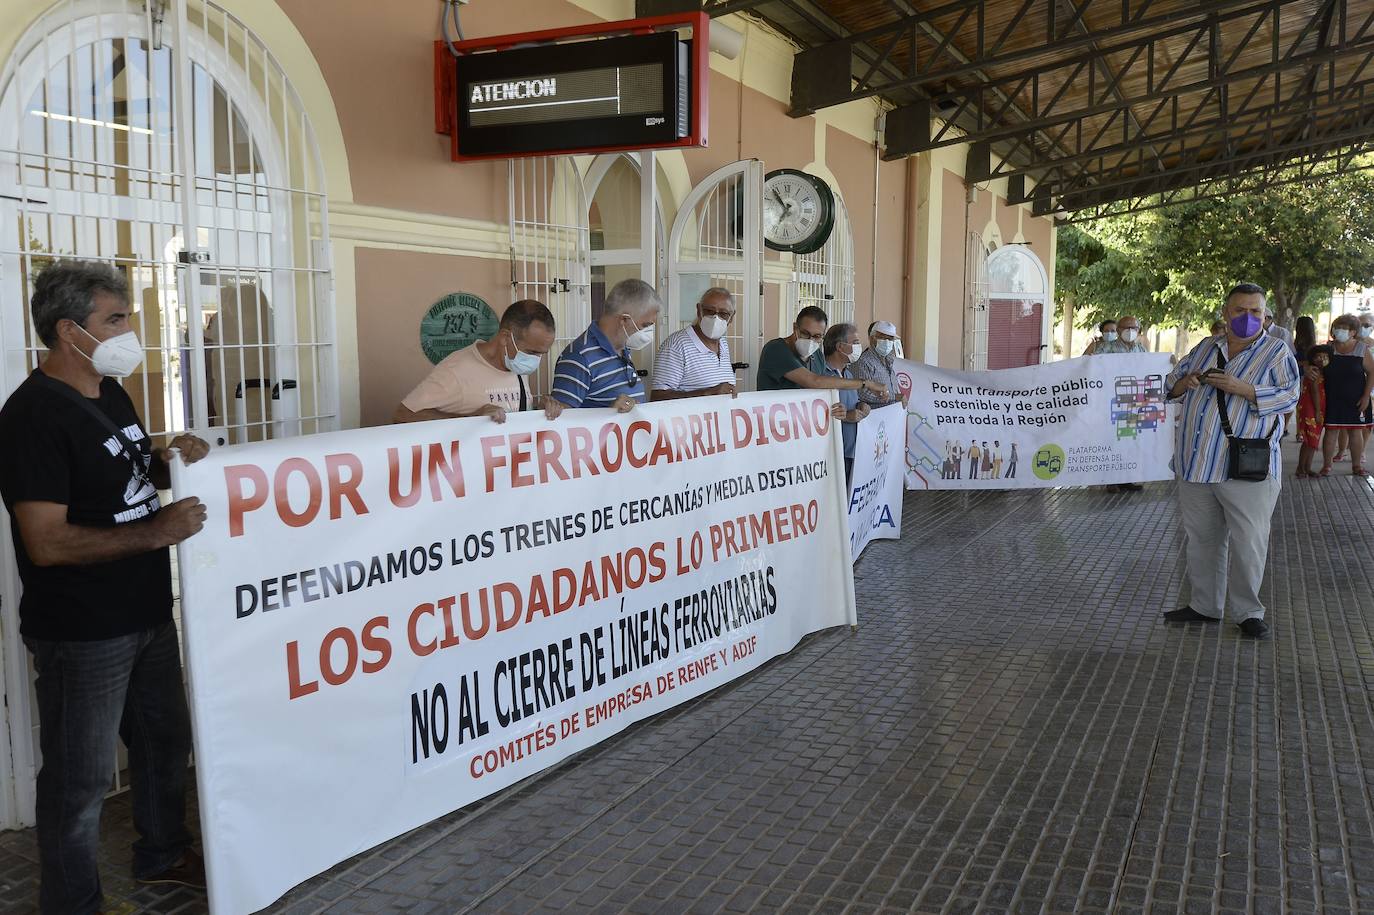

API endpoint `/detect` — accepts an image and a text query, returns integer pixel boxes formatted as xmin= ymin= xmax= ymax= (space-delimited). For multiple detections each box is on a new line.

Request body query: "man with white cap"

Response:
xmin=1263 ymin=307 xmax=1294 ymax=349
xmin=853 ymin=319 xmax=904 ymax=407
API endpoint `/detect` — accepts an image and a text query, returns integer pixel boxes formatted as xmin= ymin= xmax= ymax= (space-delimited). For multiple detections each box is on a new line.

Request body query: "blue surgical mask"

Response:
xmin=503 ymin=332 xmax=541 ymax=375
xmin=875 ymin=339 xmax=895 ymax=357
xmin=1103 ymin=331 xmax=1118 ymax=342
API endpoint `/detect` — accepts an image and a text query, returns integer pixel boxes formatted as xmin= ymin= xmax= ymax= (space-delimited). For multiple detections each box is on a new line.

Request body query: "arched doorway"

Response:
xmin=584 ymin=152 xmax=667 ymax=315
xmin=0 ymin=0 xmax=335 ymax=825
xmin=985 ymin=244 xmax=1049 ymax=370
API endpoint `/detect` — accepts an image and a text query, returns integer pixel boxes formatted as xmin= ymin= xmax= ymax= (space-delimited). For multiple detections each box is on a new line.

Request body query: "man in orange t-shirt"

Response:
xmin=393 ymin=299 xmax=563 ymax=424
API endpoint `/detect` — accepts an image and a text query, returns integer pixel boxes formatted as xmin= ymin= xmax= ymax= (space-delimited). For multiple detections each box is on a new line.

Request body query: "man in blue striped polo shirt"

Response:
xmin=1162 ymin=283 xmax=1300 ymax=639
xmin=551 ymin=279 xmax=661 ymax=412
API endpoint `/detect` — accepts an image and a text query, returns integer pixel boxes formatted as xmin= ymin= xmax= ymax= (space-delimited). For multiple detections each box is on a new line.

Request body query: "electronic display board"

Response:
xmin=434 ymin=14 xmax=707 ymax=161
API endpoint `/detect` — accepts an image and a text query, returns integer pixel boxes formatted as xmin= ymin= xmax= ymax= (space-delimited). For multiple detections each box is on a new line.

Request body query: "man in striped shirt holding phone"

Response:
xmin=1163 ymin=283 xmax=1300 ymax=639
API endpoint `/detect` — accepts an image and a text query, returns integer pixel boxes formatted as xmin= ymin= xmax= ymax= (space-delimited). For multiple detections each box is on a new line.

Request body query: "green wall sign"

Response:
xmin=419 ymin=292 xmax=499 ymax=364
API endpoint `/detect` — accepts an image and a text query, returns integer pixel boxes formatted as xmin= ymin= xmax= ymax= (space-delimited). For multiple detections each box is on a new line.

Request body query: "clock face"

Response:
xmin=763 ymin=169 xmax=835 ymax=254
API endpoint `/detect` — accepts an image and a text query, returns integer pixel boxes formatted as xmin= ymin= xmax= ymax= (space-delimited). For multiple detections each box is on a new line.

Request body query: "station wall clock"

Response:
xmin=762 ymin=168 xmax=835 ymax=255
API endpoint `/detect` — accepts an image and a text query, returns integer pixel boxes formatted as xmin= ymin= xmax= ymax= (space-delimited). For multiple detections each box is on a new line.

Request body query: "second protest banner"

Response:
xmin=894 ymin=354 xmax=1175 ymax=490
xmin=847 ymin=403 xmax=905 ymax=561
xmin=171 ymin=391 xmax=855 ymax=913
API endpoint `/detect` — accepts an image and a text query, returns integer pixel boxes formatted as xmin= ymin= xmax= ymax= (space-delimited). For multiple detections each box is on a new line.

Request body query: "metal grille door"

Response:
xmin=965 ymin=231 xmax=989 ymax=370
xmin=666 ymin=160 xmax=762 ymax=388
xmin=509 ymin=156 xmax=589 ymax=397
xmin=790 ymin=193 xmax=855 ymax=331
xmin=0 ymin=0 xmax=335 ymax=824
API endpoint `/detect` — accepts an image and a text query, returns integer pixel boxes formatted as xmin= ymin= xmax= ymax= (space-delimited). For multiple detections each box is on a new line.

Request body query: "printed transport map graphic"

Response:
xmin=1111 ymin=374 xmax=1167 ymax=439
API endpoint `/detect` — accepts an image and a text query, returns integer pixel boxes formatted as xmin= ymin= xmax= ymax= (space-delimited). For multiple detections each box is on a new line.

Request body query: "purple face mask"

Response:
xmin=1230 ymin=312 xmax=1262 ymax=338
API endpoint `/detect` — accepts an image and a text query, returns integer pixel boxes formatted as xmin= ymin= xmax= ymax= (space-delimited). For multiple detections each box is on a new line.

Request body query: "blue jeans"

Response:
xmin=25 ymin=621 xmax=193 ymax=914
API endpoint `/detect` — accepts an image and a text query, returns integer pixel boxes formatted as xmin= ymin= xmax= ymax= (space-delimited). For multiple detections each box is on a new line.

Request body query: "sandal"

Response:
xmin=1355 ymin=464 xmax=1368 ymax=478
xmin=1296 ymin=468 xmax=1311 ymax=478
xmin=1336 ymin=450 xmax=1348 ymax=462
xmin=1319 ymin=464 xmax=1333 ymax=477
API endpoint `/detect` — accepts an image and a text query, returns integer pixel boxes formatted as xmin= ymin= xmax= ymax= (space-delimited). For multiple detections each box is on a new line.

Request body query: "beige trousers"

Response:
xmin=1175 ymin=476 xmax=1282 ymax=622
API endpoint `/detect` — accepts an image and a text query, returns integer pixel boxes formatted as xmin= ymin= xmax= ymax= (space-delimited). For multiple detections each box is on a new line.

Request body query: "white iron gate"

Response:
xmin=508 ymin=156 xmax=589 ymax=397
xmin=0 ymin=0 xmax=336 ymax=826
xmin=666 ymin=160 xmax=762 ymax=388
xmin=787 ymin=189 xmax=855 ymax=334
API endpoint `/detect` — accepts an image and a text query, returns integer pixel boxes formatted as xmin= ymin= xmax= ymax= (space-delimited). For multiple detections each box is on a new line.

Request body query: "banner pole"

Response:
xmin=829 ymin=390 xmax=859 ymax=632
xmin=169 ymin=453 xmax=222 ymax=913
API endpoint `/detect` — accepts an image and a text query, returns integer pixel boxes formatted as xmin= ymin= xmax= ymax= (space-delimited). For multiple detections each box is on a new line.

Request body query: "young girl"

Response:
xmin=1297 ymin=344 xmax=1332 ymax=477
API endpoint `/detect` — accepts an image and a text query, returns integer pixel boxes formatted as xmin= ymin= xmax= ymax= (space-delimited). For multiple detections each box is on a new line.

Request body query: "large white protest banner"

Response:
xmin=893 ymin=354 xmax=1175 ymax=490
xmin=171 ymin=391 xmax=856 ymax=913
xmin=847 ymin=403 xmax=905 ymax=561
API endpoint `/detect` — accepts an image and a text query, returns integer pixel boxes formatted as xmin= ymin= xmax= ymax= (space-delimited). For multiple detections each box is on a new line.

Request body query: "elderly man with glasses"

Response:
xmin=551 ymin=278 xmax=661 ymax=413
xmin=650 ymin=287 xmax=738 ymax=401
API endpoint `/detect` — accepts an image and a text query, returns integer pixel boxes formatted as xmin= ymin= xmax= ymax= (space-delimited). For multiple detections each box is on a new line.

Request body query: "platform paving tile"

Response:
xmin=2 ymin=454 xmax=1374 ymax=913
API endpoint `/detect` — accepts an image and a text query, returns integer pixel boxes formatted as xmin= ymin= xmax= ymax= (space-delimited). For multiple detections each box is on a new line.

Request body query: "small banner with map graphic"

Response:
xmin=894 ymin=354 xmax=1176 ymax=490
xmin=847 ymin=403 xmax=906 ymax=561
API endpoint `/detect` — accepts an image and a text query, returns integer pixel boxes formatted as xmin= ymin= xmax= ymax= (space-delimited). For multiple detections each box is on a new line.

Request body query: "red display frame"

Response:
xmin=434 ymin=12 xmax=709 ymax=161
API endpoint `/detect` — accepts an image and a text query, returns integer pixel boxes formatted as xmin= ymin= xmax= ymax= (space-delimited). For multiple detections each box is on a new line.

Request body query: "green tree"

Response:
xmin=1152 ymin=168 xmax=1374 ymax=318
xmin=1058 ymin=161 xmax=1374 ymax=329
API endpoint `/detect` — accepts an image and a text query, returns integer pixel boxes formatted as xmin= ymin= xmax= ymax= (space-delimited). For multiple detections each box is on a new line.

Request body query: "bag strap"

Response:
xmin=1212 ymin=347 xmax=1279 ymax=441
xmin=1213 ymin=349 xmax=1234 ymax=437
xmin=517 ymin=374 xmax=528 ymax=412
xmin=30 ymin=371 xmax=149 ymax=468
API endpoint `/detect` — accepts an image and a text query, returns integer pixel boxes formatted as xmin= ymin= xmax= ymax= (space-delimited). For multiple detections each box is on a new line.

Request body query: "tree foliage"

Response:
xmin=1056 ymin=164 xmax=1374 ymax=330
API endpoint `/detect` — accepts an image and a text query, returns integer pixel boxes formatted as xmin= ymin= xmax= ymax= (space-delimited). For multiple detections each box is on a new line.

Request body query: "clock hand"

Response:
xmin=772 ymin=188 xmax=789 ymax=210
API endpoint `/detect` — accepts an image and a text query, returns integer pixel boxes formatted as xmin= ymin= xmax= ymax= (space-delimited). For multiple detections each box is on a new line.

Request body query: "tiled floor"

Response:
xmin=3 ymin=454 xmax=1373 ymax=914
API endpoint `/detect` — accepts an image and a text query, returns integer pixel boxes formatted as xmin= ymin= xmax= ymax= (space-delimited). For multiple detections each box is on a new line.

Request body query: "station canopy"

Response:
xmin=680 ymin=0 xmax=1374 ymax=221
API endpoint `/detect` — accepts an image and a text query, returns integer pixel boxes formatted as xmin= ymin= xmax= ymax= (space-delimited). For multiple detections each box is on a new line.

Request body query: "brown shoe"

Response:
xmin=137 ymin=848 xmax=206 ymax=890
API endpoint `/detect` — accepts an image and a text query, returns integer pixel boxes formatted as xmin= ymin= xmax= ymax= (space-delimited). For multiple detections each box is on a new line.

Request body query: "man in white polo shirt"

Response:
xmin=650 ymin=287 xmax=738 ymax=401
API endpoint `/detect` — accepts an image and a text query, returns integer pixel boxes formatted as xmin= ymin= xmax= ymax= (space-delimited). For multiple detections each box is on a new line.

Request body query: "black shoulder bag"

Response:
xmin=1212 ymin=350 xmax=1277 ymax=482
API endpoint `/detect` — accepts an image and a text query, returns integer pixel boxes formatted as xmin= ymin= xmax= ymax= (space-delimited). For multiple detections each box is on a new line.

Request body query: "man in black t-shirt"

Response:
xmin=0 ymin=261 xmax=210 ymax=914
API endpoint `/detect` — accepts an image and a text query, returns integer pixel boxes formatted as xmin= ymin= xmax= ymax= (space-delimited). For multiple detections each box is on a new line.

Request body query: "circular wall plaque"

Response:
xmin=420 ymin=292 xmax=499 ymax=364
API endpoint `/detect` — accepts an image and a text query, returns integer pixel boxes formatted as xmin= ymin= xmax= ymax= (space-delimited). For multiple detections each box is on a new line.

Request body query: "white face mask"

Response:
xmin=1103 ymin=331 xmax=1118 ymax=342
xmin=1360 ymin=325 xmax=1374 ymax=339
xmin=623 ymin=315 xmax=655 ymax=352
xmin=875 ymin=339 xmax=895 ymax=357
xmin=1120 ymin=328 xmax=1139 ymax=343
xmin=795 ymin=337 xmax=821 ymax=360
xmin=699 ymin=314 xmax=729 ymax=340
xmin=1334 ymin=328 xmax=1352 ymax=343
xmin=845 ymin=343 xmax=862 ymax=364
xmin=74 ymin=324 xmax=143 ymax=378
xmin=503 ymin=331 xmax=541 ymax=376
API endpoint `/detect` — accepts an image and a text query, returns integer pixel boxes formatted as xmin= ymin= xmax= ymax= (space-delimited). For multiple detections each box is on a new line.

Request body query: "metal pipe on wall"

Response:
xmin=870 ymin=111 xmax=884 ymax=332
xmin=900 ymin=154 xmax=917 ymax=355
xmin=639 ymin=149 xmax=657 ymax=288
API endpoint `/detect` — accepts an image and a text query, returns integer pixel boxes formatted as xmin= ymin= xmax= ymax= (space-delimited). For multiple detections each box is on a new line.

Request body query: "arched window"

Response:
xmin=984 ymin=244 xmax=1049 ymax=370
xmin=0 ymin=0 xmax=336 ymax=447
